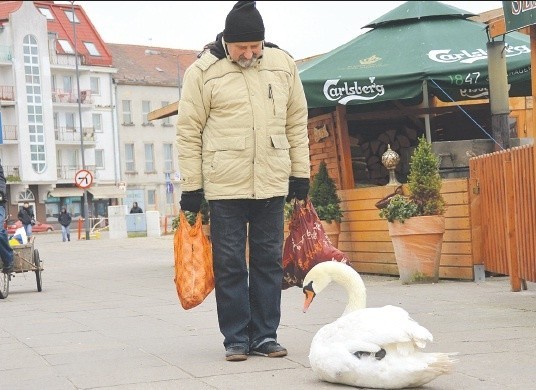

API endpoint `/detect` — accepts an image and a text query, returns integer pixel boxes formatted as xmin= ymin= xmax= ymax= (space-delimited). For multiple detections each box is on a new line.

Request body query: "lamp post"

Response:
xmin=70 ymin=1 xmax=90 ymax=240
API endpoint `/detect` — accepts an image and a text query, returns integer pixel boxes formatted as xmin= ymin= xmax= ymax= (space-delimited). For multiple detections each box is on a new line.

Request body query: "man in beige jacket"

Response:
xmin=176 ymin=1 xmax=310 ymax=362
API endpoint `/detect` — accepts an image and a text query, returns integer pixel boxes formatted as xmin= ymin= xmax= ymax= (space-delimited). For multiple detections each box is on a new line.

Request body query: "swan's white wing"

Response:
xmin=309 ymin=305 xmax=455 ymax=389
xmin=315 ymin=305 xmax=433 ymax=353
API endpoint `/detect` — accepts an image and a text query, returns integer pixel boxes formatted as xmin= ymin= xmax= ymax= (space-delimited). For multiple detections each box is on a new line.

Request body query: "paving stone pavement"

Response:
xmin=1 ymin=231 xmax=535 ymax=390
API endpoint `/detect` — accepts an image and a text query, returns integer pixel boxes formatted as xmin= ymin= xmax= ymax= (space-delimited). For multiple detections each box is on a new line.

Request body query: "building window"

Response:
xmin=90 ymin=77 xmax=100 ymax=95
xmin=63 ymin=75 xmax=73 ymax=93
xmin=161 ymin=101 xmax=171 ymax=125
xmin=38 ymin=7 xmax=54 ymax=20
xmin=58 ymin=39 xmax=74 ymax=54
xmin=122 ymin=100 xmax=132 ymax=124
xmin=64 ymin=9 xmax=79 ymax=23
xmin=65 ymin=112 xmax=75 ymax=130
xmin=125 ymin=143 xmax=135 ymax=172
xmin=142 ymin=100 xmax=151 ymax=125
xmin=53 ymin=112 xmax=59 ymax=130
xmin=24 ymin=35 xmax=46 ymax=173
xmin=147 ymin=190 xmax=156 ymax=205
xmin=163 ymin=143 xmax=173 ymax=172
xmin=92 ymin=113 xmax=102 ymax=132
xmin=95 ymin=149 xmax=104 ymax=169
xmin=145 ymin=144 xmax=155 ymax=172
xmin=84 ymin=42 xmax=100 ymax=56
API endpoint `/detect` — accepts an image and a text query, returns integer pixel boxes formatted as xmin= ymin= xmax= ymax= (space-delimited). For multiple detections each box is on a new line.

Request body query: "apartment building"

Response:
xmin=107 ymin=44 xmax=198 ymax=218
xmin=0 ymin=1 xmax=120 ymax=225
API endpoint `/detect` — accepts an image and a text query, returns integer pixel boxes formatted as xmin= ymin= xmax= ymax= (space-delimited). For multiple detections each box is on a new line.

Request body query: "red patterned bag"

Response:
xmin=174 ymin=211 xmax=214 ymax=309
xmin=282 ymin=198 xmax=350 ymax=290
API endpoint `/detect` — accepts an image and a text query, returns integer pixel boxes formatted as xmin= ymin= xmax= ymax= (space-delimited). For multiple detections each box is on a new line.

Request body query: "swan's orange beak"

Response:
xmin=303 ymin=290 xmax=314 ymax=313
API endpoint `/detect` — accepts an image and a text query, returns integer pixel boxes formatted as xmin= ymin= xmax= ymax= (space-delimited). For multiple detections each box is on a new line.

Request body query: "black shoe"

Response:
xmin=250 ymin=341 xmax=287 ymax=357
xmin=225 ymin=345 xmax=248 ymax=362
xmin=2 ymin=264 xmax=13 ymax=274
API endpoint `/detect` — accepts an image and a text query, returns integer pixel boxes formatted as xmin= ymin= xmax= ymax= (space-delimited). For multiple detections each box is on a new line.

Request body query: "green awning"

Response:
xmin=299 ymin=1 xmax=531 ymax=109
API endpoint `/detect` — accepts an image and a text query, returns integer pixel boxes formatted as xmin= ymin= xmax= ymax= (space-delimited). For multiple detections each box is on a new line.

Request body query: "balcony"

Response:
xmin=57 ymin=165 xmax=96 ymax=182
xmin=1 ymin=124 xmax=18 ymax=141
xmin=57 ymin=165 xmax=79 ymax=181
xmin=0 ymin=86 xmax=15 ymax=103
xmin=52 ymin=89 xmax=93 ymax=105
xmin=55 ymin=127 xmax=96 ymax=145
xmin=49 ymin=53 xmax=84 ymax=68
xmin=4 ymin=166 xmax=20 ymax=183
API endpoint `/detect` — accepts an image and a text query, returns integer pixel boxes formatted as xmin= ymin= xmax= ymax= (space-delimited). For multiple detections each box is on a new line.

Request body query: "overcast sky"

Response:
xmin=70 ymin=1 xmax=503 ymax=60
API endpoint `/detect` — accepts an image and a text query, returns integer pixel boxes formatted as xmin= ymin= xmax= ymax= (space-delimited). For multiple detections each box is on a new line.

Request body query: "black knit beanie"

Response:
xmin=223 ymin=1 xmax=265 ymax=43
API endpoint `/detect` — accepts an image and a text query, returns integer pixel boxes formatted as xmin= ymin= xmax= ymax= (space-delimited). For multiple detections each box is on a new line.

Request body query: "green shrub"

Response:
xmin=309 ymin=161 xmax=343 ymax=223
xmin=379 ymin=194 xmax=418 ymax=223
xmin=407 ymin=136 xmax=445 ymax=216
xmin=379 ymin=136 xmax=445 ymax=223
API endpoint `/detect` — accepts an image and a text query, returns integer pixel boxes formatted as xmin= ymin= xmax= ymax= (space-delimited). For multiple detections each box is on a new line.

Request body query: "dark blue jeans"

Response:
xmin=0 ymin=205 xmax=14 ymax=269
xmin=209 ymin=197 xmax=285 ymax=350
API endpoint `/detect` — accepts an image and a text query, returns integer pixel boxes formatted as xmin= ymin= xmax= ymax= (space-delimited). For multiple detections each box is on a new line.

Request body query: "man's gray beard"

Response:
xmin=236 ymin=55 xmax=258 ymax=68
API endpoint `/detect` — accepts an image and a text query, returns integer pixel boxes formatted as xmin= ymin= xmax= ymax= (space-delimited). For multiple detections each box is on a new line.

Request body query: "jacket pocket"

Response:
xmin=268 ymin=134 xmax=291 ymax=176
xmin=270 ymin=134 xmax=290 ymax=150
xmin=204 ymin=136 xmax=248 ymax=183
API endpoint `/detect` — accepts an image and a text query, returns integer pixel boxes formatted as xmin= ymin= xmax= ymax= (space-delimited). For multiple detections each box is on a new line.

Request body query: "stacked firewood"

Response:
xmin=351 ymin=126 xmax=418 ymax=185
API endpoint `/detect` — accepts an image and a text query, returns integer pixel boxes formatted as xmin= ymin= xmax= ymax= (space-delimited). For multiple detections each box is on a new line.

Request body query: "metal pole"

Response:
xmin=71 ymin=1 xmax=90 ymax=240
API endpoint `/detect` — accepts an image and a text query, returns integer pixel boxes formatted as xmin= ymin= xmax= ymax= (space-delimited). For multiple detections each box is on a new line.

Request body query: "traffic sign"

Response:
xmin=75 ymin=169 xmax=93 ymax=189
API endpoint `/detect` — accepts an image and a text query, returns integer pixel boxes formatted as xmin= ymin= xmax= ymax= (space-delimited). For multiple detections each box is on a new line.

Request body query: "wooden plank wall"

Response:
xmin=338 ymin=179 xmax=474 ymax=280
xmin=469 ymin=145 xmax=536 ymax=284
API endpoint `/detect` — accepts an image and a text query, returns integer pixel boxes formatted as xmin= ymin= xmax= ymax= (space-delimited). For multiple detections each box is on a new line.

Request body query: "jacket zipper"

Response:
xmin=268 ymin=84 xmax=275 ymax=115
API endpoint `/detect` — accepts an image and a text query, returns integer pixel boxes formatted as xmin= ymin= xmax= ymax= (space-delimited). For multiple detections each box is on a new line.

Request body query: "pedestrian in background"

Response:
xmin=176 ymin=0 xmax=310 ymax=362
xmin=130 ymin=202 xmax=143 ymax=214
xmin=18 ymin=201 xmax=34 ymax=238
xmin=58 ymin=207 xmax=72 ymax=242
xmin=0 ymin=162 xmax=14 ymax=274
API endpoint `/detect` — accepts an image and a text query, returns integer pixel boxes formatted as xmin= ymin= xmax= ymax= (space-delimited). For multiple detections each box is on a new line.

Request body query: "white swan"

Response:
xmin=302 ymin=261 xmax=457 ymax=389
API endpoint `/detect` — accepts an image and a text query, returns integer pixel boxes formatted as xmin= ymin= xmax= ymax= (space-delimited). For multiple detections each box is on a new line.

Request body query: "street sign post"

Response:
xmin=75 ymin=169 xmax=93 ymax=189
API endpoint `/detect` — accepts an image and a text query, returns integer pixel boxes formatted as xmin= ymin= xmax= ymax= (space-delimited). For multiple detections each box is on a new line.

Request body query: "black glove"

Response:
xmin=286 ymin=176 xmax=310 ymax=202
xmin=180 ymin=189 xmax=204 ymax=213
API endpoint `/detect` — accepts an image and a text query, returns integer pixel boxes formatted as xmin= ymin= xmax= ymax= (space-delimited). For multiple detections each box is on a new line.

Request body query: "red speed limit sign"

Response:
xmin=75 ymin=169 xmax=93 ymax=189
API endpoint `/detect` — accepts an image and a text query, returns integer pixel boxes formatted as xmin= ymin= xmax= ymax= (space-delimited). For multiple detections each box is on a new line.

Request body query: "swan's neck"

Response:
xmin=330 ymin=268 xmax=367 ymax=316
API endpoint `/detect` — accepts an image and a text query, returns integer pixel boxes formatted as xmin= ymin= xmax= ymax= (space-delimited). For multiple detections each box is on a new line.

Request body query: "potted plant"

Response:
xmin=379 ymin=136 xmax=446 ymax=284
xmin=309 ymin=160 xmax=344 ymax=247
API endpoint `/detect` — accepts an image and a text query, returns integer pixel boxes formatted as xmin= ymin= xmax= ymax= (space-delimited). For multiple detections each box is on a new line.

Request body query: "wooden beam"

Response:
xmin=345 ymin=104 xmax=490 ymax=122
xmin=148 ymin=101 xmax=179 ymax=121
xmin=488 ymin=17 xmax=506 ymax=38
xmin=333 ymin=105 xmax=355 ymax=190
xmin=531 ymin=25 xmax=536 ymax=139
xmin=503 ymin=155 xmax=522 ymax=291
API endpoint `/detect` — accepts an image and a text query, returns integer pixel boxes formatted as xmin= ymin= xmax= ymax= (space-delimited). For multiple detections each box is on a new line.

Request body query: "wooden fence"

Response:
xmin=338 ymin=179 xmax=474 ymax=281
xmin=469 ymin=144 xmax=536 ymax=290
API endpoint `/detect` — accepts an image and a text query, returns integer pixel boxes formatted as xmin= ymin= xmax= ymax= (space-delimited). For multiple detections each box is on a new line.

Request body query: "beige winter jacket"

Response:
xmin=176 ymin=46 xmax=310 ymax=200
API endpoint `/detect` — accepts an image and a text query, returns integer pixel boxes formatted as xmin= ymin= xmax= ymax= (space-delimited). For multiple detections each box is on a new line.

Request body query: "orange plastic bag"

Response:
xmin=174 ymin=211 xmax=214 ymax=310
xmin=282 ymin=198 xmax=350 ymax=290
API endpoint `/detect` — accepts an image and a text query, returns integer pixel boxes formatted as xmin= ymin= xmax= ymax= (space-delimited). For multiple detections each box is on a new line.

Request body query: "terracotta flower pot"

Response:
xmin=388 ymin=215 xmax=445 ymax=284
xmin=321 ymin=220 xmax=340 ymax=248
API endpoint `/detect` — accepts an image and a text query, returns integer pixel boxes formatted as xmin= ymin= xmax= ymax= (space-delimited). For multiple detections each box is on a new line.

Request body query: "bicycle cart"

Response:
xmin=0 ymin=236 xmax=43 ymax=299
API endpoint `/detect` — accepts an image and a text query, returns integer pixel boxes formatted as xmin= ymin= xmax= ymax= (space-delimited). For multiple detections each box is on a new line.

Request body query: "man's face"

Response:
xmin=226 ymin=41 xmax=263 ymax=68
